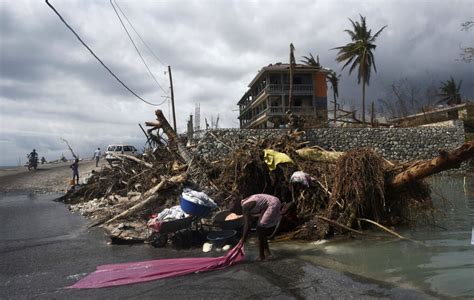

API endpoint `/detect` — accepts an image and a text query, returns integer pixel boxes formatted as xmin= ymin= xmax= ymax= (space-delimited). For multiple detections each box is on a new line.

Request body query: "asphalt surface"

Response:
xmin=0 ymin=160 xmax=103 ymax=193
xmin=0 ymin=192 xmax=432 ymax=299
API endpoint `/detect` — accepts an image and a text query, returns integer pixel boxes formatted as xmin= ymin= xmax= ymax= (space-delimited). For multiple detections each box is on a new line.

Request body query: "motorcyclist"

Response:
xmin=28 ymin=149 xmax=38 ymax=160
xmin=27 ymin=149 xmax=39 ymax=170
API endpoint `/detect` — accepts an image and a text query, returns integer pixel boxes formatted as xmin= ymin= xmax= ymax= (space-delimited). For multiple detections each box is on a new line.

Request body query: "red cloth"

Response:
xmin=68 ymin=242 xmax=245 ymax=289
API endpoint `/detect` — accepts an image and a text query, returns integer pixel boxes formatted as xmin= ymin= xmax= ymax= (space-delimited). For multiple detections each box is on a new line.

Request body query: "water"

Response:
xmin=274 ymin=176 xmax=474 ymax=298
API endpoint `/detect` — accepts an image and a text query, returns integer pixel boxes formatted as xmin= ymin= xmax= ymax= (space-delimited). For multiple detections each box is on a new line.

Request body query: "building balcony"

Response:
xmin=241 ymin=106 xmax=318 ymax=127
xmin=266 ymin=84 xmax=313 ymax=95
xmin=239 ymin=84 xmax=314 ymax=114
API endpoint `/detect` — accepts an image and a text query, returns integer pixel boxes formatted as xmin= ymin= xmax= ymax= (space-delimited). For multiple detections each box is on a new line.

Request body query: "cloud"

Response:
xmin=1 ymin=0 xmax=473 ymax=165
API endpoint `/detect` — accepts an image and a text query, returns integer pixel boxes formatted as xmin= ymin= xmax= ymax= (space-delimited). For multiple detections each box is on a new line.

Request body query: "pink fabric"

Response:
xmin=68 ymin=242 xmax=245 ymax=289
xmin=242 ymin=194 xmax=281 ymax=228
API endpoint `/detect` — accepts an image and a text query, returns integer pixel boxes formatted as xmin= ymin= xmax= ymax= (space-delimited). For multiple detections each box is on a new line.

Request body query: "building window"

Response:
xmin=270 ymin=96 xmax=281 ymax=106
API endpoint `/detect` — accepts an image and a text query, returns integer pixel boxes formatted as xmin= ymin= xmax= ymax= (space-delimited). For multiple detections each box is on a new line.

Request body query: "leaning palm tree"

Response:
xmin=333 ymin=15 xmax=387 ymax=124
xmin=438 ymin=77 xmax=462 ymax=105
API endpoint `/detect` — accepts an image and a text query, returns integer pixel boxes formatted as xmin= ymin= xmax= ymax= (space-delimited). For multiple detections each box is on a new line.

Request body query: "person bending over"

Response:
xmin=240 ymin=194 xmax=281 ymax=260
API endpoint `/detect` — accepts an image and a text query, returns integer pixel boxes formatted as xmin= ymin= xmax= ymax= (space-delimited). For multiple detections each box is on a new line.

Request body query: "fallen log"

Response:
xmin=296 ymin=147 xmax=344 ymax=163
xmin=111 ymin=153 xmax=153 ymax=168
xmin=102 ymin=173 xmax=187 ymax=226
xmin=390 ymin=141 xmax=474 ymax=188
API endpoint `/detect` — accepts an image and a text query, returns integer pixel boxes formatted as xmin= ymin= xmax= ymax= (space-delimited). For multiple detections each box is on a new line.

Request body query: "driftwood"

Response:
xmin=390 ymin=141 xmax=474 ymax=188
xmin=102 ymin=174 xmax=187 ymax=226
xmin=62 ymin=107 xmax=474 ymax=243
xmin=145 ymin=109 xmax=193 ymax=164
xmin=112 ymin=153 xmax=153 ymax=168
xmin=296 ymin=147 xmax=344 ymax=163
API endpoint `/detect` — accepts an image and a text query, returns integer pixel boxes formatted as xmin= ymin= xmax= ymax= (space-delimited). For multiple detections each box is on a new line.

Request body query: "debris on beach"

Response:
xmin=59 ymin=109 xmax=474 ymax=244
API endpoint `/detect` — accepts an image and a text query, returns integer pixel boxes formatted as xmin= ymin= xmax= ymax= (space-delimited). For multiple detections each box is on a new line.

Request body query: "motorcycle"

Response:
xmin=27 ymin=155 xmax=38 ymax=171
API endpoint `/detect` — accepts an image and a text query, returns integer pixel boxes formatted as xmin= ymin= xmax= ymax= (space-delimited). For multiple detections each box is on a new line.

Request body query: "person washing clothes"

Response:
xmin=240 ymin=194 xmax=281 ymax=260
xmin=70 ymin=158 xmax=79 ymax=185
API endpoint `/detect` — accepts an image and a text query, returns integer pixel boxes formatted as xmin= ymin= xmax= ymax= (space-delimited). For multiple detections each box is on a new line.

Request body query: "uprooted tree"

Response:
xmin=59 ymin=109 xmax=474 ymax=242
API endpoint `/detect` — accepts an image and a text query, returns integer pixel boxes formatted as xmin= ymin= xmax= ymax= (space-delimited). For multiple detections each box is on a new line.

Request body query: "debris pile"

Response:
xmin=59 ymin=109 xmax=474 ymax=243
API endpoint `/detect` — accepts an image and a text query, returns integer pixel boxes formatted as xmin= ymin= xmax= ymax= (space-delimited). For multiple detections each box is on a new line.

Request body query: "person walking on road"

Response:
xmin=70 ymin=158 xmax=79 ymax=185
xmin=93 ymin=147 xmax=101 ymax=167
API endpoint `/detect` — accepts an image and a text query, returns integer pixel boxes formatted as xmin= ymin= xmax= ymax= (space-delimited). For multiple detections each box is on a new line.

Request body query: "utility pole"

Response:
xmin=168 ymin=65 xmax=177 ymax=132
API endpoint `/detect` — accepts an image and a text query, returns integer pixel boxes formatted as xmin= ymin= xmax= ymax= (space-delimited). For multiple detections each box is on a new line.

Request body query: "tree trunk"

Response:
xmin=145 ymin=109 xmax=193 ymax=164
xmin=390 ymin=141 xmax=474 ymax=188
xmin=362 ymin=79 xmax=366 ymax=125
xmin=333 ymin=92 xmax=337 ymax=127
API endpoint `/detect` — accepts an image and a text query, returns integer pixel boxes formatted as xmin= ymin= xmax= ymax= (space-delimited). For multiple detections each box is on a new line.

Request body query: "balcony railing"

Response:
xmin=266 ymin=84 xmax=313 ymax=94
xmin=267 ymin=106 xmax=315 ymax=115
xmin=241 ymin=106 xmax=317 ymax=125
xmin=240 ymin=84 xmax=315 ymax=114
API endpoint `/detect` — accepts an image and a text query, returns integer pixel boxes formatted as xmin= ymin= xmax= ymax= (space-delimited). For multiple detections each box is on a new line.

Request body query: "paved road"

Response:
xmin=0 ymin=160 xmax=104 ymax=193
xmin=0 ymin=193 xmax=432 ymax=299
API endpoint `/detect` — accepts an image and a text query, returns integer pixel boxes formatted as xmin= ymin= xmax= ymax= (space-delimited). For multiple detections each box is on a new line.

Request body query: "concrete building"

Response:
xmin=237 ymin=63 xmax=329 ymax=129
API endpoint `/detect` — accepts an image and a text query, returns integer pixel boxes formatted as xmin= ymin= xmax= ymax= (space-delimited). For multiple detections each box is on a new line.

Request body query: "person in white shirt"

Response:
xmin=93 ymin=147 xmax=101 ymax=167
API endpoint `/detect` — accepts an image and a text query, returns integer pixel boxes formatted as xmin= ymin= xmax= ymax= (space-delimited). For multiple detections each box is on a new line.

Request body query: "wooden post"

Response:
xmin=168 ymin=65 xmax=177 ymax=132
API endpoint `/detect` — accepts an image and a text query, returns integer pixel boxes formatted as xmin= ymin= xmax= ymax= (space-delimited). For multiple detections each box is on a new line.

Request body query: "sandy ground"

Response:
xmin=0 ymin=159 xmax=106 ymax=193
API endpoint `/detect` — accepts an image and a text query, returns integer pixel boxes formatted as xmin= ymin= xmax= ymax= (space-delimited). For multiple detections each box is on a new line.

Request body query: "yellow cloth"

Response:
xmin=263 ymin=149 xmax=294 ymax=171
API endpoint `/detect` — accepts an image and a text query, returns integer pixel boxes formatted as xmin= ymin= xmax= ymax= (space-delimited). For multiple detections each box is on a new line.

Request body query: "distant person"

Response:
xmin=40 ymin=156 xmax=46 ymax=164
xmin=239 ymin=194 xmax=281 ymax=260
xmin=93 ymin=147 xmax=101 ymax=167
xmin=27 ymin=149 xmax=39 ymax=170
xmin=28 ymin=149 xmax=38 ymax=161
xmin=70 ymin=158 xmax=79 ymax=185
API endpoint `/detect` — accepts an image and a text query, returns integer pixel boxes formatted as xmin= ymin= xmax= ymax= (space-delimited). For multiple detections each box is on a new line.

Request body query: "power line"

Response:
xmin=110 ymin=0 xmax=168 ymax=95
xmin=45 ymin=0 xmax=162 ymax=106
xmin=114 ymin=0 xmax=166 ymax=67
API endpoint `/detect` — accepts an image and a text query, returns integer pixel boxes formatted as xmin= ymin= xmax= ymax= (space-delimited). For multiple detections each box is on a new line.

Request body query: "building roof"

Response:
xmin=247 ymin=63 xmax=331 ymax=87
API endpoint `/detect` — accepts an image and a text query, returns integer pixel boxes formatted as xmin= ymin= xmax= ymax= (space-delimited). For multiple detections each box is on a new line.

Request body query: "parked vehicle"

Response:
xmin=105 ymin=144 xmax=138 ymax=164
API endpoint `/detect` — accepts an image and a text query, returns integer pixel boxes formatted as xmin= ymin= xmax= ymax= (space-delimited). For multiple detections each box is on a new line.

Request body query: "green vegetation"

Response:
xmin=438 ymin=76 xmax=462 ymax=105
xmin=333 ymin=15 xmax=387 ymax=124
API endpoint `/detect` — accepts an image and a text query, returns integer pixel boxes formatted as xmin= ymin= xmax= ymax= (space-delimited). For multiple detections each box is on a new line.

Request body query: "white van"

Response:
xmin=105 ymin=144 xmax=138 ymax=163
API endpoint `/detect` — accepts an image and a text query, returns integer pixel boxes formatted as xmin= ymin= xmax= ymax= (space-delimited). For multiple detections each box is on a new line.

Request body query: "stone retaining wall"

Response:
xmin=193 ymin=121 xmax=465 ymax=163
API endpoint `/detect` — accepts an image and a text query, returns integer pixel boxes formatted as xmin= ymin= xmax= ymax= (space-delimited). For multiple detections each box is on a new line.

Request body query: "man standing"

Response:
xmin=93 ymin=147 xmax=101 ymax=167
xmin=70 ymin=158 xmax=79 ymax=185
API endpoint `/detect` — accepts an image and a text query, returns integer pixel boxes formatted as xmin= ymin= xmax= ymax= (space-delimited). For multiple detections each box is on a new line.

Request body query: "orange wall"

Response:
xmin=313 ymin=72 xmax=327 ymax=98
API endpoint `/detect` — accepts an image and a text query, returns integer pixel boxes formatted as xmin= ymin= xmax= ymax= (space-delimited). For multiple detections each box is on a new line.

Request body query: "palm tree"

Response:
xmin=327 ymin=71 xmax=341 ymax=125
xmin=301 ymin=53 xmax=321 ymax=68
xmin=289 ymin=43 xmax=296 ymax=110
xmin=438 ymin=77 xmax=462 ymax=105
xmin=333 ymin=15 xmax=387 ymax=124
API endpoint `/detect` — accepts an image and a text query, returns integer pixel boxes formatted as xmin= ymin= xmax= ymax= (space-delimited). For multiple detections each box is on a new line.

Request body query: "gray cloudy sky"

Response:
xmin=1 ymin=0 xmax=473 ymax=166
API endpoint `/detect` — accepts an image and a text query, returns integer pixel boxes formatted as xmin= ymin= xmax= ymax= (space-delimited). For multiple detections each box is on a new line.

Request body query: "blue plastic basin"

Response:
xmin=179 ymin=196 xmax=212 ymax=217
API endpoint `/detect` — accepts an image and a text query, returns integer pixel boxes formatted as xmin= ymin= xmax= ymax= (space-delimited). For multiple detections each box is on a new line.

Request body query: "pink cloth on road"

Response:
xmin=68 ymin=242 xmax=245 ymax=289
xmin=241 ymin=194 xmax=281 ymax=228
